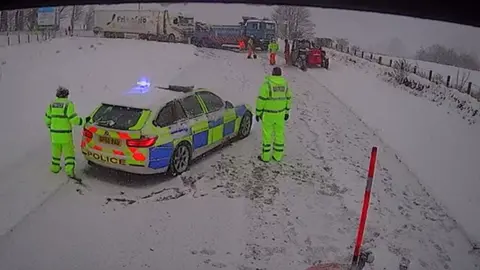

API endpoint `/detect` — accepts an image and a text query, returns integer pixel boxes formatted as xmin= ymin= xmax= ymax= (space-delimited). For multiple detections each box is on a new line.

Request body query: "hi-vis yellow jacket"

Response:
xmin=44 ymin=98 xmax=83 ymax=143
xmin=255 ymin=75 xmax=292 ymax=118
xmin=268 ymin=41 xmax=279 ymax=53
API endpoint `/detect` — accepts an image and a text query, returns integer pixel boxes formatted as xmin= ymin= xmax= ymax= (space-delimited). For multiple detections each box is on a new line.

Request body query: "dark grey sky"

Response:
xmin=97 ymin=3 xmax=480 ymax=57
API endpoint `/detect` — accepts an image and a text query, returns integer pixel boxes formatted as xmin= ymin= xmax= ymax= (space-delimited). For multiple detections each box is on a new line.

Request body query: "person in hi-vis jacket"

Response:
xmin=44 ymin=86 xmax=84 ymax=178
xmin=255 ymin=67 xmax=292 ymax=162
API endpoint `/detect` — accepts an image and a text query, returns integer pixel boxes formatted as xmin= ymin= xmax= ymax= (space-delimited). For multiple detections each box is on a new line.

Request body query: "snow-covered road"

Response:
xmin=0 ymin=38 xmax=479 ymax=270
xmin=317 ymin=49 xmax=480 ymax=246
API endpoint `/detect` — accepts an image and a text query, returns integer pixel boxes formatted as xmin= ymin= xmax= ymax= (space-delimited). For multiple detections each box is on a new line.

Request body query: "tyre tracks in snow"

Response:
xmin=220 ymin=54 xmax=359 ymax=269
xmin=153 ymin=50 xmax=356 ymax=269
xmin=282 ymin=64 xmax=480 ymax=269
xmin=6 ymin=47 xmax=476 ymax=269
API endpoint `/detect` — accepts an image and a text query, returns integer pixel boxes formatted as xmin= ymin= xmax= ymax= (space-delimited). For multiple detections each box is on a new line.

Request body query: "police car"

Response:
xmin=81 ymin=80 xmax=253 ymax=175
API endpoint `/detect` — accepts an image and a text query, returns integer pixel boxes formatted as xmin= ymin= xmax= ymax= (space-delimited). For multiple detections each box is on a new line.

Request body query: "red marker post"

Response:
xmin=351 ymin=146 xmax=378 ymax=269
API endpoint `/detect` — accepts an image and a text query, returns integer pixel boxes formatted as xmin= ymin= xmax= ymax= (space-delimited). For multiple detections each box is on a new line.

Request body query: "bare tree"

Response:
xmin=24 ymin=8 xmax=38 ymax=31
xmin=392 ymin=59 xmax=412 ymax=84
xmin=271 ymin=6 xmax=315 ymax=40
xmin=314 ymin=37 xmax=333 ymax=48
xmin=454 ymin=68 xmax=471 ymax=91
xmin=7 ymin=11 xmax=16 ymax=31
xmin=70 ymin=6 xmax=85 ymax=31
xmin=415 ymin=44 xmax=480 ymax=70
xmin=335 ymin=38 xmax=349 ymax=49
xmin=84 ymin=6 xmax=95 ymax=30
xmin=14 ymin=10 xmax=25 ymax=31
xmin=0 ymin=11 xmax=8 ymax=32
xmin=56 ymin=6 xmax=69 ymax=27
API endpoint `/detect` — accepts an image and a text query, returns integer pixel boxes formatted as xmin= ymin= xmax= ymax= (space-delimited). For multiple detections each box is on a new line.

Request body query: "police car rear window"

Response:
xmin=92 ymin=104 xmax=144 ymax=130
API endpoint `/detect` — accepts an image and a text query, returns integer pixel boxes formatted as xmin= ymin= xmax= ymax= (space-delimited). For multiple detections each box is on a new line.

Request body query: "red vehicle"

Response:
xmin=308 ymin=47 xmax=329 ymax=69
xmin=291 ymin=39 xmax=329 ymax=70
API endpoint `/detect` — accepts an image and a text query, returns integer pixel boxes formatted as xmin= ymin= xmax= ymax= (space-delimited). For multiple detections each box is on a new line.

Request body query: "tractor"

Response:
xmin=290 ymin=39 xmax=329 ymax=71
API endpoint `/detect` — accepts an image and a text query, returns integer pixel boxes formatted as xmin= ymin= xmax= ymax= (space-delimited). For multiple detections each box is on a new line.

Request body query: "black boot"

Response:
xmin=257 ymin=155 xmax=268 ymax=162
xmin=247 ymin=55 xmax=252 ymax=59
xmin=253 ymin=54 xmax=257 ymax=59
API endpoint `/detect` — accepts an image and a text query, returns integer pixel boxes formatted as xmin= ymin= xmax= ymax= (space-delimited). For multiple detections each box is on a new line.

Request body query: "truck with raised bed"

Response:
xmin=191 ymin=16 xmax=276 ymax=51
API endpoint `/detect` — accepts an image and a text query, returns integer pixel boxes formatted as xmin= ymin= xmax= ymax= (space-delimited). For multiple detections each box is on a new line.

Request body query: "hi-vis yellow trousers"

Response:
xmin=50 ymin=140 xmax=76 ymax=177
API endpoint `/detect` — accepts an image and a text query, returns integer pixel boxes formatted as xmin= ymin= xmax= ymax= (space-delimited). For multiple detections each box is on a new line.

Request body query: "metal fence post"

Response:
xmin=428 ymin=70 xmax=433 ymax=81
xmin=467 ymin=82 xmax=472 ymax=94
xmin=446 ymin=76 xmax=451 ymax=87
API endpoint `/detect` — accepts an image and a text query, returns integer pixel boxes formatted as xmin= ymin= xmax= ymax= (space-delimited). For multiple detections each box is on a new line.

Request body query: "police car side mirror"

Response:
xmin=225 ymin=101 xmax=234 ymax=109
xmin=85 ymin=116 xmax=91 ymax=123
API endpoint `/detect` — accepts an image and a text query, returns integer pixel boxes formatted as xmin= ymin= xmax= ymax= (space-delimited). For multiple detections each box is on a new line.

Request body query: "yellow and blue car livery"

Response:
xmin=81 ymin=87 xmax=253 ymax=175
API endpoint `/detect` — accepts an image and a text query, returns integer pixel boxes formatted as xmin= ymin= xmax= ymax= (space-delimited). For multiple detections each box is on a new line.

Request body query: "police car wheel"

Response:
xmin=169 ymin=143 xmax=191 ymax=175
xmin=238 ymin=112 xmax=252 ymax=139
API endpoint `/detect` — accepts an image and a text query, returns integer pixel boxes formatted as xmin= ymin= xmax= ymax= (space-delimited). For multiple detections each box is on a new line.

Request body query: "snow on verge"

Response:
xmin=325 ymin=49 xmax=480 ymax=125
xmin=0 ymin=37 xmax=198 ymax=237
xmin=0 ymin=46 xmax=479 ymax=270
xmin=313 ymin=51 xmax=480 ymax=245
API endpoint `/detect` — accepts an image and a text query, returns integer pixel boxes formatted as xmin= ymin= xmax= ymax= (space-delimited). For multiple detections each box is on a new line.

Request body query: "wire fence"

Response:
xmin=0 ymin=30 xmax=63 ymax=47
xmin=327 ymin=43 xmax=480 ymax=100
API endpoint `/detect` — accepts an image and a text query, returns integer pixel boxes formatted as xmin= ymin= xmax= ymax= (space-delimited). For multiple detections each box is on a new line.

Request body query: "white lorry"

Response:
xmin=93 ymin=10 xmax=194 ymax=43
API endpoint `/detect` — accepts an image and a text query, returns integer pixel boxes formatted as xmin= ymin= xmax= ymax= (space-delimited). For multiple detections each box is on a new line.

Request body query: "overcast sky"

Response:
xmin=96 ymin=3 xmax=480 ymax=58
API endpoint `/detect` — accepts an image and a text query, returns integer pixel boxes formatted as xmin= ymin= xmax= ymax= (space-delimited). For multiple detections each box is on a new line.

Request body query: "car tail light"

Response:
xmin=83 ymin=128 xmax=93 ymax=139
xmin=126 ymin=136 xmax=158 ymax=148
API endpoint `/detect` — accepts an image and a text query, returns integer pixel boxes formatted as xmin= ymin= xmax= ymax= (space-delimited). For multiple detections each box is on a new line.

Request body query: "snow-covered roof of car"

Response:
xmin=102 ymin=84 xmax=195 ymax=110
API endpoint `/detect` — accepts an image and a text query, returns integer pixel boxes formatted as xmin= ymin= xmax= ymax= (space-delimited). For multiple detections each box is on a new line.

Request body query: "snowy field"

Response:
xmin=362 ymin=52 xmax=480 ymax=88
xmin=319 ymin=49 xmax=480 ymax=248
xmin=0 ymin=37 xmax=479 ymax=270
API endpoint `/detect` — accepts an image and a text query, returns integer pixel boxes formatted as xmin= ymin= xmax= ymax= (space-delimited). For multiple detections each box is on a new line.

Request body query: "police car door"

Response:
xmin=179 ymin=94 xmax=210 ymax=157
xmin=196 ymin=91 xmax=228 ymax=149
xmin=154 ymin=100 xmax=189 ymax=141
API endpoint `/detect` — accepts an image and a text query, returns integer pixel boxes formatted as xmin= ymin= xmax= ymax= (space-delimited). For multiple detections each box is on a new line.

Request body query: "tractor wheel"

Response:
xmin=191 ymin=37 xmax=198 ymax=46
xmin=324 ymin=59 xmax=330 ymax=69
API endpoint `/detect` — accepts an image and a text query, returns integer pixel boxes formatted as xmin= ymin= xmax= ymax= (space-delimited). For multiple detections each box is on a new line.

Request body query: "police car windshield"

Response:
xmin=92 ymin=104 xmax=144 ymax=130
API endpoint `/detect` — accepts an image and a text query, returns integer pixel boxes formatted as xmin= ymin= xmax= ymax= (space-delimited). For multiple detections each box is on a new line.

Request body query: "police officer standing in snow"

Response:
xmin=44 ymin=86 xmax=84 ymax=178
xmin=255 ymin=67 xmax=292 ymax=162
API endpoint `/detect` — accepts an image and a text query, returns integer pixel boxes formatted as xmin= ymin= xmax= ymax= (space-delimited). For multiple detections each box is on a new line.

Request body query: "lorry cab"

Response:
xmin=241 ymin=17 xmax=276 ymax=50
xmin=172 ymin=14 xmax=195 ymax=40
xmin=191 ymin=16 xmax=276 ymax=51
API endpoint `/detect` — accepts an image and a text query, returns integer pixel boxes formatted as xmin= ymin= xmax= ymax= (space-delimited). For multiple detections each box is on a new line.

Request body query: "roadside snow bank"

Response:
xmin=312 ymin=54 xmax=480 ymax=244
xmin=326 ymin=49 xmax=480 ymax=125
xmin=0 ymin=37 xmax=198 ymax=236
xmin=373 ymin=53 xmax=480 ymax=87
